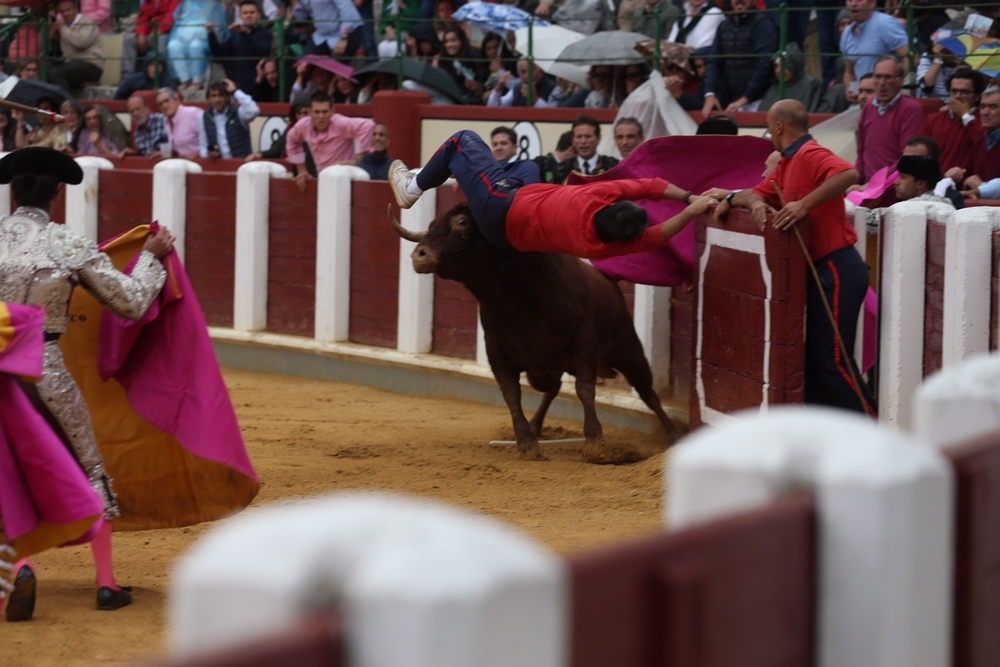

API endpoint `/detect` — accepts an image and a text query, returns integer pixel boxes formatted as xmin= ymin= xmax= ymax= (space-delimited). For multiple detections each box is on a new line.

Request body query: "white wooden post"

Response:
xmin=913 ymin=352 xmax=1000 ymax=449
xmin=315 ymin=165 xmax=368 ymax=343
xmin=233 ymin=162 xmax=285 ymax=332
xmin=879 ymin=201 xmax=953 ymax=427
xmin=633 ymin=284 xmax=671 ymax=392
xmin=849 ymin=203 xmax=870 ymax=368
xmin=65 ymin=157 xmax=114 ymax=242
xmin=476 ymin=317 xmax=488 ymax=366
xmin=153 ymin=159 xmax=202 ymax=262
xmin=397 ymin=185 xmax=436 ymax=353
xmin=942 ymin=208 xmax=1000 ymax=366
xmin=0 ymin=152 xmax=12 ymax=217
xmin=170 ymin=493 xmax=567 ymax=667
xmin=669 ymin=406 xmax=953 ymax=667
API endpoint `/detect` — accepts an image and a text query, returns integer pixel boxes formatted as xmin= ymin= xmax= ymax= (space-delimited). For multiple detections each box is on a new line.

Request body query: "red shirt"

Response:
xmin=505 ymin=178 xmax=669 ymax=260
xmin=753 ymin=140 xmax=857 ymax=261
xmin=919 ymin=109 xmax=979 ymax=173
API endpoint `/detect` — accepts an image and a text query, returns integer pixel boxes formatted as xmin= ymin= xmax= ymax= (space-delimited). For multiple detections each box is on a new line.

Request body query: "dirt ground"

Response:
xmin=1 ymin=368 xmax=674 ymax=667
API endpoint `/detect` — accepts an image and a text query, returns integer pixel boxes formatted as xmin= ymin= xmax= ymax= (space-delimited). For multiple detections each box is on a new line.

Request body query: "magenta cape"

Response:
xmin=579 ymin=135 xmax=777 ymax=287
xmin=0 ymin=303 xmax=104 ymax=557
xmin=60 ymin=226 xmax=258 ymax=532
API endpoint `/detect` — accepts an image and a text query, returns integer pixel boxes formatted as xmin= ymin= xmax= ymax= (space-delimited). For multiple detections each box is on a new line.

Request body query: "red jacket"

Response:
xmin=506 ymin=178 xmax=669 ymax=260
xmin=135 ymin=0 xmax=181 ymax=36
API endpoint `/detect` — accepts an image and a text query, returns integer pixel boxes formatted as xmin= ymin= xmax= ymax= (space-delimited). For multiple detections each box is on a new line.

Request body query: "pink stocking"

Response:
xmin=12 ymin=558 xmax=33 ymax=574
xmin=90 ymin=520 xmax=119 ymax=591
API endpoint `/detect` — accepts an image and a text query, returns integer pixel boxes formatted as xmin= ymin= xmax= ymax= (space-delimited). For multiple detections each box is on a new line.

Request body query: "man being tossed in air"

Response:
xmin=388 ymin=130 xmax=715 ymax=260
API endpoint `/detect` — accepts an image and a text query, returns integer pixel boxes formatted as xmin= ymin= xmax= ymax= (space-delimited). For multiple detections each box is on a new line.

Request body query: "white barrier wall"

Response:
xmin=66 ymin=156 xmax=114 ymax=241
xmin=397 ymin=170 xmax=436 ymax=354
xmin=153 ymin=159 xmax=202 ymax=262
xmin=233 ymin=161 xmax=286 ymax=332
xmin=879 ymin=201 xmax=954 ymax=427
xmin=170 ymin=493 xmax=567 ymax=667
xmin=913 ymin=352 xmax=1000 ymax=449
xmin=668 ymin=406 xmax=953 ymax=667
xmin=943 ymin=209 xmax=1000 ymax=366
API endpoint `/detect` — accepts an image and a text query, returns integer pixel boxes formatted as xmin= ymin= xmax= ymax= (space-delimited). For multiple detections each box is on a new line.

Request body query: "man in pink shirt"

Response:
xmin=286 ymin=92 xmax=374 ymax=191
xmin=155 ymin=87 xmax=204 ymax=159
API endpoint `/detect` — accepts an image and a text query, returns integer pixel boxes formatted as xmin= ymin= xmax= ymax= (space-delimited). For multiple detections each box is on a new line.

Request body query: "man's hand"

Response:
xmin=245 ymin=152 xmax=262 ymax=162
xmin=725 ymin=96 xmax=749 ymax=112
xmin=750 ymin=201 xmax=775 ymax=230
xmin=701 ymin=94 xmax=721 ymax=116
xmin=229 ymin=21 xmax=246 ymax=32
xmin=772 ymin=200 xmax=809 ymax=231
xmin=49 ymin=20 xmax=65 ymax=37
xmin=535 ymin=1 xmax=552 ymax=15
xmin=143 ymin=225 xmax=176 ymax=258
xmin=117 ymin=147 xmax=137 ymax=159
xmin=333 ymin=37 xmax=347 ymax=56
xmin=701 ymin=187 xmax=731 ymax=200
xmin=294 ymin=171 xmax=309 ymax=192
xmin=664 ymin=74 xmax=684 ymax=98
xmin=950 ymin=95 xmax=971 ymax=118
xmin=223 ymin=78 xmax=237 ymax=94
xmin=962 ymin=187 xmax=980 ymax=200
xmin=208 ymin=148 xmax=221 ymax=159
xmin=256 ymin=59 xmax=266 ymax=82
xmin=945 ymin=166 xmax=966 ymax=184
xmin=686 ymin=195 xmax=719 ymax=216
xmin=965 ymin=174 xmax=984 ymax=189
xmin=713 ymin=198 xmax=732 ymax=223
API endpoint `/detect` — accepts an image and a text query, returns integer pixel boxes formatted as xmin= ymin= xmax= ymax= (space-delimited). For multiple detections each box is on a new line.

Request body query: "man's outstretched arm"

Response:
xmin=772 ymin=168 xmax=858 ymax=230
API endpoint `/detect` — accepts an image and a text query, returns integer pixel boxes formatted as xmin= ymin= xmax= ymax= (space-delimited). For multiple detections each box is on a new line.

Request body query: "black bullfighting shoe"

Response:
xmin=96 ymin=585 xmax=132 ymax=611
xmin=5 ymin=565 xmax=36 ymax=622
xmin=389 ymin=160 xmax=419 ymax=209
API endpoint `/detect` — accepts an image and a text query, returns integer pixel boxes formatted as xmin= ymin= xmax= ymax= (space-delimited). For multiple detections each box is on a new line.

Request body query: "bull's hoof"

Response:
xmin=581 ymin=440 xmax=644 ymax=465
xmin=518 ymin=448 xmax=548 ymax=461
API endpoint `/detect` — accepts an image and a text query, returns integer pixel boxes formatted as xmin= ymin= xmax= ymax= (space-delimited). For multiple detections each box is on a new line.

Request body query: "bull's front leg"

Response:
xmin=486 ymin=346 xmax=543 ymax=459
xmin=577 ymin=365 xmax=641 ymax=466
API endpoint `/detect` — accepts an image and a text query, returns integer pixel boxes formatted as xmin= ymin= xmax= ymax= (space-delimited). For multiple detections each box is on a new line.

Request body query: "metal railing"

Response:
xmin=4 ymin=1 xmax=995 ymax=105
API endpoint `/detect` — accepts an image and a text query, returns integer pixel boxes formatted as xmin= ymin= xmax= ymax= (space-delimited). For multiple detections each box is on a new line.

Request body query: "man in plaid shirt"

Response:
xmin=120 ymin=95 xmax=168 ymax=157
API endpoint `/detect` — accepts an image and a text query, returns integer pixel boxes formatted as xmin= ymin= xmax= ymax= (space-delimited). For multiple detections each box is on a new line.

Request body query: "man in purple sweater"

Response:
xmin=856 ymin=57 xmax=925 ymax=183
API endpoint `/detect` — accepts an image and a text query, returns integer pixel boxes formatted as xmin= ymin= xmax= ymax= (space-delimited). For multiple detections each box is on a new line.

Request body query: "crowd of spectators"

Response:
xmin=1 ymin=0 xmax=995 ymax=112
xmin=3 ymin=0 xmax=1000 ymax=212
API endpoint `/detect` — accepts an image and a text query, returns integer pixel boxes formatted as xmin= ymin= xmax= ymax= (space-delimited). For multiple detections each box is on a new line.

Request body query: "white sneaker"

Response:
xmin=389 ymin=159 xmax=419 ymax=209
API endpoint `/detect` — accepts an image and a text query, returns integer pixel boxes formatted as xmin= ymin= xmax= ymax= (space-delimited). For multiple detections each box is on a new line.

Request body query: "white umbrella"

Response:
xmin=556 ymin=31 xmax=650 ymax=66
xmin=512 ymin=24 xmax=590 ymax=88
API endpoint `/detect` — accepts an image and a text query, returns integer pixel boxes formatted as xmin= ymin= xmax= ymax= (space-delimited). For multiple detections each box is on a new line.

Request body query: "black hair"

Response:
xmin=572 ymin=114 xmax=601 ymax=137
xmin=906 ymin=135 xmax=940 ymax=160
xmin=491 ymin=126 xmax=516 ymax=144
xmin=696 ymin=115 xmax=738 ymax=135
xmin=238 ymin=0 xmax=261 ymax=7
xmin=594 ymin=201 xmax=649 ymax=243
xmin=555 ymin=130 xmax=574 ymax=152
xmin=946 ymin=68 xmax=985 ymax=96
xmin=858 ymin=72 xmax=874 ymax=83
xmin=11 ymin=173 xmax=59 ymax=209
xmin=310 ymin=91 xmax=333 ymax=106
xmin=208 ymin=80 xmax=231 ymax=97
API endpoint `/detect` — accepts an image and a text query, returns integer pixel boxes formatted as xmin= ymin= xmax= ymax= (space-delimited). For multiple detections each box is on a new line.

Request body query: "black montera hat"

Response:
xmin=897 ymin=155 xmax=941 ymax=185
xmin=0 ymin=147 xmax=84 ymax=185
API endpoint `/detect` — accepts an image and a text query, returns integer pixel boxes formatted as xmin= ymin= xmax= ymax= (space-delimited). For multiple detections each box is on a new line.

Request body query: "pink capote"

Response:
xmin=846 ymin=167 xmax=898 ymax=207
xmin=96 ymin=228 xmax=257 ymax=483
xmin=581 ymin=135 xmax=777 ymax=287
xmin=0 ymin=304 xmax=104 ymax=553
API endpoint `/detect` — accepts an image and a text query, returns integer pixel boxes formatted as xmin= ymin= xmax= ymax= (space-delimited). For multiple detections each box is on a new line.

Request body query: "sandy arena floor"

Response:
xmin=0 ymin=368 xmax=674 ymax=667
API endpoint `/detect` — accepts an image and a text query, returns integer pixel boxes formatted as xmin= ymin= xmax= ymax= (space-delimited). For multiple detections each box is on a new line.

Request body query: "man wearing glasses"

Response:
xmin=855 ymin=56 xmax=924 ymax=184
xmin=919 ymin=70 xmax=985 ymax=174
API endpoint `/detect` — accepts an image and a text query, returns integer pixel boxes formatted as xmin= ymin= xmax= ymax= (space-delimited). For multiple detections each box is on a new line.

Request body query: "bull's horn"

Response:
xmin=387 ymin=204 xmax=425 ymax=243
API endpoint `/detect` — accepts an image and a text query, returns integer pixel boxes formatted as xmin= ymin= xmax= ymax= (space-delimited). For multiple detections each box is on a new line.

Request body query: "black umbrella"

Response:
xmin=355 ymin=58 xmax=465 ymax=104
xmin=5 ymin=79 xmax=80 ymax=112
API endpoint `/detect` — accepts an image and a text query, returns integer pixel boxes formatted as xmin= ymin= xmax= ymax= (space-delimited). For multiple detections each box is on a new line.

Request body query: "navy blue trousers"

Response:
xmin=416 ymin=131 xmax=540 ymax=247
xmin=805 ymin=245 xmax=877 ymax=416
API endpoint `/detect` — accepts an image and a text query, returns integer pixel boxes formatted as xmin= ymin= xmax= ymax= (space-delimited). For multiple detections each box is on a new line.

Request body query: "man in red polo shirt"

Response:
xmin=388 ymin=130 xmax=716 ymax=260
xmin=708 ymin=99 xmax=876 ymax=415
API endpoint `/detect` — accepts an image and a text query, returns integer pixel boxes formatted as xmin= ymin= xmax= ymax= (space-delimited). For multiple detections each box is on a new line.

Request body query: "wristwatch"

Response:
xmin=725 ymin=190 xmax=738 ymax=205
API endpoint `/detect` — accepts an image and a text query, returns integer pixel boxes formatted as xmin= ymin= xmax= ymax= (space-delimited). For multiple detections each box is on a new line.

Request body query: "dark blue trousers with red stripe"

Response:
xmin=805 ymin=245 xmax=878 ymax=416
xmin=415 ymin=131 xmax=540 ymax=247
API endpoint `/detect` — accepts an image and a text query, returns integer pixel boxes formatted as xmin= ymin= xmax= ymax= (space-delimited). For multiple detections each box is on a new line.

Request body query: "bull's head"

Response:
xmin=389 ymin=203 xmax=493 ymax=281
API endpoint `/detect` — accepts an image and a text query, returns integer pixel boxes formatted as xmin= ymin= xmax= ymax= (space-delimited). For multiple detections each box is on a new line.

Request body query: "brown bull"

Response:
xmin=391 ymin=203 xmax=683 ymax=463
